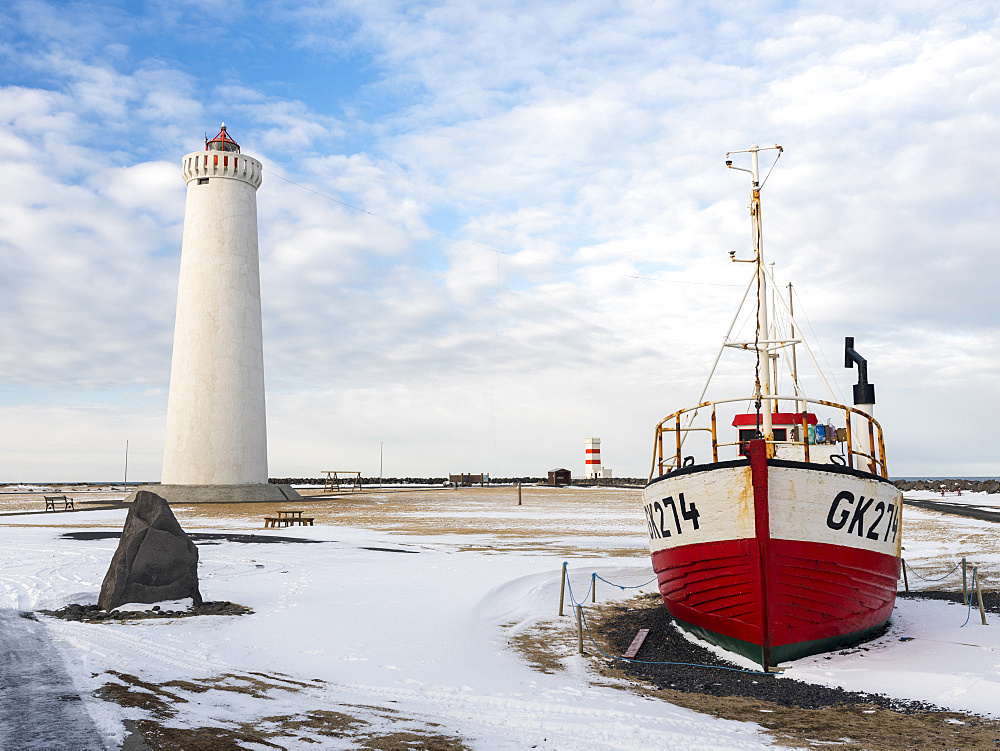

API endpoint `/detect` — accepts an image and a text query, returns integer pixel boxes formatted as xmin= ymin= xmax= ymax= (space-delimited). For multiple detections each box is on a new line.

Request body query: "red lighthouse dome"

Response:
xmin=206 ymin=123 xmax=240 ymax=153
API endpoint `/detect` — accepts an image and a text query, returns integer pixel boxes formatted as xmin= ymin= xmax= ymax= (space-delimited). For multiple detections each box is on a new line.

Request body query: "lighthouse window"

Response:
xmin=197 ymin=178 xmax=209 ymax=185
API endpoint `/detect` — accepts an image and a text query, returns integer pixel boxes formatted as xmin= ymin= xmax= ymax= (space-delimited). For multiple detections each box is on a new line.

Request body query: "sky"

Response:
xmin=1 ymin=0 xmax=998 ymax=482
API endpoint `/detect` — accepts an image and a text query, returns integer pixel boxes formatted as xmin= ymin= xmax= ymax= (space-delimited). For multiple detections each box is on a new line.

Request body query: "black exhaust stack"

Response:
xmin=844 ymin=337 xmax=876 ymax=407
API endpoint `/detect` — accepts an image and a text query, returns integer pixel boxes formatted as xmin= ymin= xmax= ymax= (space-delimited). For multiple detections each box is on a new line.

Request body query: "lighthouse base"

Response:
xmin=125 ymin=484 xmax=303 ymax=504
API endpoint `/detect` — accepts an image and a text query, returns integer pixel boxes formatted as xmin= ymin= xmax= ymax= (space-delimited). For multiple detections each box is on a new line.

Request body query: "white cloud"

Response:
xmin=1 ymin=1 xmax=999 ymax=480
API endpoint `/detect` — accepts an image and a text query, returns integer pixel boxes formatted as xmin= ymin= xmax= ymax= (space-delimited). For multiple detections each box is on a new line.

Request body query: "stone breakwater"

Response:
xmin=893 ymin=478 xmax=1000 ymax=494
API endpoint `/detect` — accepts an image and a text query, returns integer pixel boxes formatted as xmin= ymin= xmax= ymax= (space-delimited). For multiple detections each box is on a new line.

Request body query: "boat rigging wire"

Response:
xmin=765 ymin=267 xmax=844 ymax=405
xmin=758 ymin=147 xmax=782 ymax=189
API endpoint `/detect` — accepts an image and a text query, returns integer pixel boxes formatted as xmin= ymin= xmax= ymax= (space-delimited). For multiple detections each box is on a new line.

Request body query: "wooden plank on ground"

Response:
xmin=623 ymin=628 xmax=650 ymax=659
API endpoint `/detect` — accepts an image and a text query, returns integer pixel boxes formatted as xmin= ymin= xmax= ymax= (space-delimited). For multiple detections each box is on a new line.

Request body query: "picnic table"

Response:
xmin=44 ymin=495 xmax=75 ymax=512
xmin=263 ymin=510 xmax=315 ymax=528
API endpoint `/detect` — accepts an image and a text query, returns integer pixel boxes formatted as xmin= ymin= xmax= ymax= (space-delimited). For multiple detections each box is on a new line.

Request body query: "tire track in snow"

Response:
xmin=42 ymin=616 xmax=766 ymax=749
xmin=316 ymin=678 xmax=766 ymax=750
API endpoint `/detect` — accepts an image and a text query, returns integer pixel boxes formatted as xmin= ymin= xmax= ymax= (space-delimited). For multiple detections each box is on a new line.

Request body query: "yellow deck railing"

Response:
xmin=650 ymin=394 xmax=890 ymax=481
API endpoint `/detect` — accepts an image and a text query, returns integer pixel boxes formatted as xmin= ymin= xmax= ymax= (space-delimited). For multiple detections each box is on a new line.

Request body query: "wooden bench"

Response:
xmin=44 ymin=495 xmax=75 ymax=512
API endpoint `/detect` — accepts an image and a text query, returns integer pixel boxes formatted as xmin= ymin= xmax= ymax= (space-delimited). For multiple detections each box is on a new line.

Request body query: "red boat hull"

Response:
xmin=644 ymin=440 xmax=902 ymax=667
xmin=651 ymin=537 xmax=899 ymax=664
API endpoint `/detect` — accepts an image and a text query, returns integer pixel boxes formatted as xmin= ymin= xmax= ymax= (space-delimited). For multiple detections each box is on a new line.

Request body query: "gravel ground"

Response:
xmin=584 ymin=593 xmax=1000 ymax=749
xmin=38 ymin=601 xmax=253 ymax=622
xmin=593 ymin=594 xmax=938 ymax=713
xmin=896 ymin=588 xmax=1000 ymax=610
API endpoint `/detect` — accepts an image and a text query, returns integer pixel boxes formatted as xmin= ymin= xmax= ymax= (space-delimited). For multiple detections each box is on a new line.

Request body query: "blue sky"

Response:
xmin=2 ymin=0 xmax=999 ymax=481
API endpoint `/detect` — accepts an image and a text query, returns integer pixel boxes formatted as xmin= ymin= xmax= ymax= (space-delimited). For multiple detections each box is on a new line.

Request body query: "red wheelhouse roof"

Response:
xmin=732 ymin=412 xmax=818 ymax=427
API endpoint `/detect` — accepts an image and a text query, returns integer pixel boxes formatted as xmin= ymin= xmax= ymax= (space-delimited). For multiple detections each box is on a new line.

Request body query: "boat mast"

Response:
xmin=752 ymin=148 xmax=773 ymax=441
xmin=727 ymin=144 xmax=782 ymax=443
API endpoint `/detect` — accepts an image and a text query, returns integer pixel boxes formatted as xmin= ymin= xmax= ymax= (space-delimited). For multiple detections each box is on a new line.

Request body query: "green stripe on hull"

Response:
xmin=673 ymin=617 xmax=891 ymax=668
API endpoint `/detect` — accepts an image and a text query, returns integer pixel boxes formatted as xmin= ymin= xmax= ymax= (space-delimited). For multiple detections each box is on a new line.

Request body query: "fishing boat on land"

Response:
xmin=642 ymin=145 xmax=902 ymax=671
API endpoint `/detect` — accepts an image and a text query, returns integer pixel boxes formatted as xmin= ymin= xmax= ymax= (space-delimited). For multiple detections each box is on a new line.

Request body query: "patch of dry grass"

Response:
xmin=101 ymin=670 xmax=471 ymax=750
xmin=503 ymin=618 xmax=579 ymax=674
xmin=5 ymin=485 xmax=649 ymax=557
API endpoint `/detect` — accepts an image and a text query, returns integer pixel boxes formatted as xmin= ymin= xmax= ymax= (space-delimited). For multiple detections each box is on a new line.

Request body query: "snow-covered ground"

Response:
xmin=0 ymin=486 xmax=998 ymax=749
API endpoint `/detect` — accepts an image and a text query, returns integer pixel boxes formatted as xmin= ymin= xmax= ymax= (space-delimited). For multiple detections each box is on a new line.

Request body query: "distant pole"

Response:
xmin=379 ymin=442 xmax=383 ymax=488
xmin=124 ymin=440 xmax=129 ymax=486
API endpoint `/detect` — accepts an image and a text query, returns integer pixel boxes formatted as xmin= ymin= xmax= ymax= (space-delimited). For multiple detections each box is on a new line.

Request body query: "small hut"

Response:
xmin=449 ymin=473 xmax=484 ymax=487
xmin=547 ymin=468 xmax=571 ymax=486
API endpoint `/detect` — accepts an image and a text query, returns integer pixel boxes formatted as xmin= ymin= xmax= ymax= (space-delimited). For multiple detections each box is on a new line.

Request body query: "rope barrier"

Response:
xmin=960 ymin=596 xmax=974 ymax=628
xmin=563 ymin=569 xmax=593 ymax=609
xmin=902 ymin=559 xmax=961 ymax=583
xmin=900 ymin=558 xmax=991 ymax=627
xmin=576 ymin=603 xmax=772 ymax=675
xmin=561 ymin=557 xmax=989 ymax=668
xmin=594 ymin=574 xmax=658 ymax=591
xmin=560 ymin=564 xmax=771 ymax=676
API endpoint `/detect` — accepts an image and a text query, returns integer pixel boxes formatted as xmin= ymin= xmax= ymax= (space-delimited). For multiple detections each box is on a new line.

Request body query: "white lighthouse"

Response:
xmin=134 ymin=125 xmax=299 ymax=503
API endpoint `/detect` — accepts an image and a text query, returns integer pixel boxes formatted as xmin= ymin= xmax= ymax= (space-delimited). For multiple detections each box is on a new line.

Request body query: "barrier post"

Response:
xmin=517 ymin=483 xmax=522 ymax=506
xmin=963 ymin=557 xmax=968 ymax=604
xmin=592 ymin=573 xmax=596 ymax=603
xmin=559 ymin=562 xmax=567 ymax=616
xmin=974 ymin=566 xmax=987 ymax=626
xmin=901 ymin=558 xmax=909 ymax=592
xmin=576 ymin=605 xmax=584 ymax=654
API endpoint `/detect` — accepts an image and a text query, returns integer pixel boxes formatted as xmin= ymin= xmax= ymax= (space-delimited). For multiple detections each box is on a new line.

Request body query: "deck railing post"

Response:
xmin=844 ymin=408 xmax=854 ymax=470
xmin=800 ymin=410 xmax=810 ymax=463
xmin=868 ymin=420 xmax=877 ymax=474
xmin=657 ymin=428 xmax=664 ymax=476
xmin=674 ymin=415 xmax=682 ymax=470
xmin=877 ymin=427 xmax=888 ymax=478
xmin=711 ymin=407 xmax=719 ymax=462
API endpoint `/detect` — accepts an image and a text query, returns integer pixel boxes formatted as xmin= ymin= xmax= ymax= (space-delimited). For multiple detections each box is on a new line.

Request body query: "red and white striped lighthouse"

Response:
xmin=585 ymin=437 xmax=602 ymax=479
